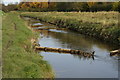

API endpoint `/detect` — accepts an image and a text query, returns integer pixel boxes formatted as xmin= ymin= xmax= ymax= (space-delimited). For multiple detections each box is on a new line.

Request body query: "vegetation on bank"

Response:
xmin=21 ymin=12 xmax=120 ymax=46
xmin=2 ymin=11 xmax=54 ymax=78
xmin=0 ymin=10 xmax=2 ymax=79
xmin=0 ymin=10 xmax=4 ymax=16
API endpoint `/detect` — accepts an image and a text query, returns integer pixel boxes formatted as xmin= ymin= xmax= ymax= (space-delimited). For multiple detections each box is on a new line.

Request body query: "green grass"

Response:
xmin=21 ymin=12 xmax=120 ymax=46
xmin=0 ymin=10 xmax=2 ymax=79
xmin=0 ymin=10 xmax=5 ymax=16
xmin=2 ymin=11 xmax=54 ymax=78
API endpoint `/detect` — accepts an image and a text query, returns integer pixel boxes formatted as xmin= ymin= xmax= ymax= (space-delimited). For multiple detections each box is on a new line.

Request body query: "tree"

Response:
xmin=112 ymin=2 xmax=120 ymax=11
xmin=17 ymin=2 xmax=49 ymax=11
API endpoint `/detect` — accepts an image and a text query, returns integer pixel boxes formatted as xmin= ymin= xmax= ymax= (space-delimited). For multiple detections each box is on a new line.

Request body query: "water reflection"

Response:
xmin=39 ymin=29 xmax=114 ymax=51
xmin=36 ymin=24 xmax=118 ymax=78
xmin=23 ymin=17 xmax=118 ymax=78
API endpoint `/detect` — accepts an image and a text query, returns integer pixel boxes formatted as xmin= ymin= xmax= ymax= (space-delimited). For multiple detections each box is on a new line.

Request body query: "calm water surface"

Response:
xmin=24 ymin=17 xmax=118 ymax=78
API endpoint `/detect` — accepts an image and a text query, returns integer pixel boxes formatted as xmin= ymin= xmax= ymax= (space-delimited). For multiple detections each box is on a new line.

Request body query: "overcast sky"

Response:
xmin=2 ymin=0 xmax=20 ymax=6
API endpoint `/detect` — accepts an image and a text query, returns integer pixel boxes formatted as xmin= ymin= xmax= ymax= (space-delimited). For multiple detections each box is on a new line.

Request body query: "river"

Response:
xmin=23 ymin=17 xmax=118 ymax=78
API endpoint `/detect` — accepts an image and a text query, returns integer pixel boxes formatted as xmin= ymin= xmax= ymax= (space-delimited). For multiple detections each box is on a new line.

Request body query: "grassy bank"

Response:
xmin=21 ymin=12 xmax=120 ymax=46
xmin=2 ymin=11 xmax=54 ymax=78
xmin=0 ymin=10 xmax=2 ymax=79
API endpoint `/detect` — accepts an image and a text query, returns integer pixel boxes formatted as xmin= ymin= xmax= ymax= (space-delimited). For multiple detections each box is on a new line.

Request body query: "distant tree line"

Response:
xmin=1 ymin=2 xmax=120 ymax=12
xmin=2 ymin=4 xmax=18 ymax=12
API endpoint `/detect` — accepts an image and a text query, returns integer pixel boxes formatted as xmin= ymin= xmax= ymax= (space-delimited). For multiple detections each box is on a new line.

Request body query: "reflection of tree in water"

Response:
xmin=24 ymin=17 xmax=119 ymax=75
xmin=39 ymin=29 xmax=118 ymax=71
xmin=48 ymin=31 xmax=93 ymax=51
xmin=71 ymin=54 xmax=94 ymax=60
xmin=47 ymin=30 xmax=115 ymax=51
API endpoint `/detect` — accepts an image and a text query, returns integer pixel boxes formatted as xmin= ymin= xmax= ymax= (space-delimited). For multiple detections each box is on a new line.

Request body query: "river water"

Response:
xmin=23 ymin=17 xmax=119 ymax=78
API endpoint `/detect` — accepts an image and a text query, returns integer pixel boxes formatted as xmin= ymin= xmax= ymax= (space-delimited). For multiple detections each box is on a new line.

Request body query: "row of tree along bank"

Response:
xmin=21 ymin=12 xmax=120 ymax=46
xmin=1 ymin=2 xmax=120 ymax=12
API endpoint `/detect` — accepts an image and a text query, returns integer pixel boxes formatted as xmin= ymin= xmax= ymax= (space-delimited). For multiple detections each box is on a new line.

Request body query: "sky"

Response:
xmin=2 ymin=0 xmax=20 ymax=6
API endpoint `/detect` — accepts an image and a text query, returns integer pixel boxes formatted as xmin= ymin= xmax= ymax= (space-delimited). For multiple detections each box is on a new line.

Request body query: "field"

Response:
xmin=2 ymin=11 xmax=54 ymax=78
xmin=21 ymin=12 xmax=120 ymax=46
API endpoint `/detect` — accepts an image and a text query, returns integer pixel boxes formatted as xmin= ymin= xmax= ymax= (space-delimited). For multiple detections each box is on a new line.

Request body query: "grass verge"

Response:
xmin=0 ymin=10 xmax=2 ymax=79
xmin=2 ymin=11 xmax=54 ymax=78
xmin=21 ymin=12 xmax=120 ymax=46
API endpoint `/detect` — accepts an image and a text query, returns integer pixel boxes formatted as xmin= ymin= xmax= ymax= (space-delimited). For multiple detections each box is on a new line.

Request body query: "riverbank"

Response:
xmin=2 ymin=11 xmax=54 ymax=78
xmin=28 ymin=17 xmax=118 ymax=78
xmin=0 ymin=10 xmax=2 ymax=79
xmin=21 ymin=12 xmax=120 ymax=46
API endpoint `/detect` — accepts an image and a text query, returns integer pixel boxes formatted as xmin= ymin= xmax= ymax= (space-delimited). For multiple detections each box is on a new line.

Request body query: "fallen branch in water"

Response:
xmin=110 ymin=49 xmax=120 ymax=56
xmin=35 ymin=45 xmax=94 ymax=58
